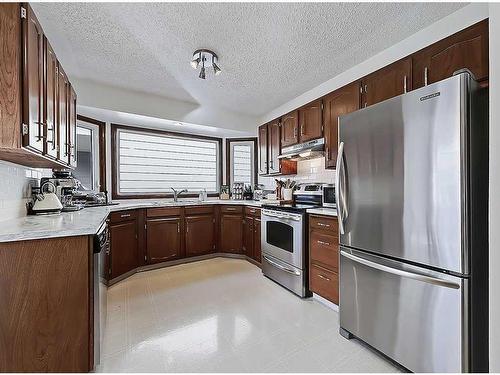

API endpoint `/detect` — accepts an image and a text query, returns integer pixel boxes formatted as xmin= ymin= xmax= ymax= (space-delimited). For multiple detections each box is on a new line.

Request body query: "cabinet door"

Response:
xmin=298 ymin=100 xmax=322 ymax=142
xmin=258 ymin=124 xmax=268 ymax=175
xmin=68 ymin=86 xmax=77 ymax=167
xmin=242 ymin=216 xmax=254 ymax=257
xmin=22 ymin=4 xmax=44 ymax=154
xmin=57 ymin=65 xmax=69 ymax=164
xmin=361 ymin=57 xmax=411 ymax=107
xmin=110 ymin=220 xmax=138 ymax=279
xmin=220 ymin=214 xmax=243 ymax=253
xmin=323 ymin=82 xmax=360 ymax=168
xmin=413 ymin=20 xmax=488 ymax=89
xmin=146 ymin=217 xmax=181 ymax=263
xmin=44 ymin=38 xmax=58 ymax=159
xmin=253 ymin=217 xmax=261 ymax=263
xmin=281 ymin=110 xmax=298 ymax=147
xmin=268 ymin=119 xmax=281 ymax=174
xmin=185 ymin=215 xmax=215 ymax=256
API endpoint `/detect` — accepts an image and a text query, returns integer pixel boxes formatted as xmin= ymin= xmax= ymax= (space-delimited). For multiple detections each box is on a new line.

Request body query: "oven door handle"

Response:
xmin=262 ymin=211 xmax=301 ymax=221
xmin=263 ymin=255 xmax=301 ymax=276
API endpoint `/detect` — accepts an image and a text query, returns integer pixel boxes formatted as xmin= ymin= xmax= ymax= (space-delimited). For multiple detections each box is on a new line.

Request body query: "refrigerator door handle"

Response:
xmin=335 ymin=141 xmax=345 ymax=234
xmin=340 ymin=251 xmax=460 ymax=289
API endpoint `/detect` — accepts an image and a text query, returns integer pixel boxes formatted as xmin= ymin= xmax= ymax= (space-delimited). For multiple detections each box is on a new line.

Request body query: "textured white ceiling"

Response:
xmin=32 ymin=2 xmax=466 ymax=118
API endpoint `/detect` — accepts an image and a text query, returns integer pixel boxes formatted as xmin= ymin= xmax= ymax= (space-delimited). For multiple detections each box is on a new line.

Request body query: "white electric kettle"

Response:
xmin=32 ymin=181 xmax=63 ymax=214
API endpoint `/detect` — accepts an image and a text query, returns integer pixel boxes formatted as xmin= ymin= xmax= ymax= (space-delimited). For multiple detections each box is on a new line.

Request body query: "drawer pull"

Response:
xmin=317 ymin=274 xmax=331 ymax=281
xmin=120 ymin=214 xmax=131 ymax=218
xmin=226 ymin=208 xmax=236 ymax=211
xmin=317 ymin=240 xmax=330 ymax=246
xmin=317 ymin=222 xmax=330 ymax=227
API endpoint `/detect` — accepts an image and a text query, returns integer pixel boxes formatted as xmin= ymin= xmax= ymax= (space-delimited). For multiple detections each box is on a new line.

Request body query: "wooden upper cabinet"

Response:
xmin=361 ymin=57 xmax=412 ymax=108
xmin=22 ymin=4 xmax=44 ymax=154
xmin=298 ymin=100 xmax=323 ymax=142
xmin=146 ymin=217 xmax=181 ymax=263
xmin=110 ymin=219 xmax=138 ymax=279
xmin=68 ymin=85 xmax=77 ymax=167
xmin=413 ymin=19 xmax=489 ymax=89
xmin=0 ymin=4 xmax=77 ymax=168
xmin=0 ymin=3 xmax=22 ymax=151
xmin=281 ymin=110 xmax=298 ymax=147
xmin=268 ymin=119 xmax=281 ymax=174
xmin=323 ymin=82 xmax=360 ymax=169
xmin=57 ymin=64 xmax=69 ymax=163
xmin=44 ymin=38 xmax=58 ymax=159
xmin=258 ymin=124 xmax=268 ymax=175
xmin=185 ymin=214 xmax=215 ymax=256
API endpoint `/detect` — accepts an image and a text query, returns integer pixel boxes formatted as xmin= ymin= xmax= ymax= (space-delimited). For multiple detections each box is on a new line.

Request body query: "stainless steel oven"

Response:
xmin=261 ymin=183 xmax=323 ymax=297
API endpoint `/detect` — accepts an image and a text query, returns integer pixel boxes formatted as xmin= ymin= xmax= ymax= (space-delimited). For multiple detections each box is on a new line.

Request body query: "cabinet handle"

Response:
xmin=424 ymin=67 xmax=429 ymax=86
xmin=269 ymin=160 xmax=273 ymax=169
xmin=403 ymin=75 xmax=407 ymax=93
xmin=34 ymin=121 xmax=46 ymax=141
xmin=317 ymin=222 xmax=330 ymax=228
xmin=317 ymin=274 xmax=331 ymax=282
xmin=226 ymin=208 xmax=236 ymax=211
xmin=300 ymin=124 xmax=305 ymax=135
xmin=317 ymin=240 xmax=331 ymax=246
xmin=325 ymin=146 xmax=329 ymax=161
xmin=364 ymin=84 xmax=367 ymax=93
xmin=120 ymin=213 xmax=131 ymax=218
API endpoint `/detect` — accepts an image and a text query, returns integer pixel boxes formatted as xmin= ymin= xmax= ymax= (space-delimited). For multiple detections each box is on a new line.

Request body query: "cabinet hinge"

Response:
xmin=22 ymin=123 xmax=28 ymax=135
xmin=144 ymin=255 xmax=147 ymax=261
xmin=144 ymin=223 xmax=147 ymax=230
xmin=20 ymin=7 xmax=26 ymax=19
xmin=213 ymin=244 xmax=216 ymax=250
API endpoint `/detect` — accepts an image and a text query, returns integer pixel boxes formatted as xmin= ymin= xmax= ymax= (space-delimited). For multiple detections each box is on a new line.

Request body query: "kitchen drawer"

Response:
xmin=185 ymin=205 xmax=214 ymax=216
xmin=146 ymin=207 xmax=182 ymax=218
xmin=310 ymin=264 xmax=339 ymax=304
xmin=220 ymin=205 xmax=243 ymax=214
xmin=245 ymin=206 xmax=261 ymax=216
xmin=109 ymin=210 xmax=137 ymax=223
xmin=309 ymin=214 xmax=338 ymax=235
xmin=310 ymin=230 xmax=339 ymax=271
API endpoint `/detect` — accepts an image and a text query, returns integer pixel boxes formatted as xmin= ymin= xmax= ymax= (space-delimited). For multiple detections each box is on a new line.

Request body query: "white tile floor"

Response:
xmin=98 ymin=258 xmax=400 ymax=373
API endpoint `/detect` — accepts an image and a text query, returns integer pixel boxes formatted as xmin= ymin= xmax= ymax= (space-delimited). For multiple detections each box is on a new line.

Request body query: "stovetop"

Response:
xmin=261 ymin=203 xmax=321 ymax=214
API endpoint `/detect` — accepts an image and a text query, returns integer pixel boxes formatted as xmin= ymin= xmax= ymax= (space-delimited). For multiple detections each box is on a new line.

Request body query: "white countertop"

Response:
xmin=0 ymin=199 xmax=263 ymax=243
xmin=306 ymin=207 xmax=338 ymax=217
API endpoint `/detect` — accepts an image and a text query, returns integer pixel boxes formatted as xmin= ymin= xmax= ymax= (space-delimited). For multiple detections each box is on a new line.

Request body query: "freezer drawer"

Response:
xmin=339 ymin=247 xmax=467 ymax=373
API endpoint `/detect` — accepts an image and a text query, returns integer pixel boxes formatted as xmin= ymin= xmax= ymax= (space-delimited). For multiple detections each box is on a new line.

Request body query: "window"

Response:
xmin=73 ymin=119 xmax=101 ymax=191
xmin=226 ymin=138 xmax=257 ymax=188
xmin=113 ymin=125 xmax=222 ymax=198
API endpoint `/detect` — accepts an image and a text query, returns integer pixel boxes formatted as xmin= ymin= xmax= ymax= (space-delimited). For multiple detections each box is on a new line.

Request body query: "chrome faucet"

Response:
xmin=171 ymin=188 xmax=188 ymax=202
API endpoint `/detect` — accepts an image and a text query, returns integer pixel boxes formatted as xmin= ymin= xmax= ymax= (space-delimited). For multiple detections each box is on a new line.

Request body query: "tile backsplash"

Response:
xmin=0 ymin=161 xmax=52 ymax=221
xmin=258 ymin=157 xmax=335 ymax=190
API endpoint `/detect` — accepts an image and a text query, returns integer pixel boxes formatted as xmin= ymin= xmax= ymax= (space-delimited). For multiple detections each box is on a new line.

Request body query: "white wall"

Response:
xmin=73 ymin=78 xmax=259 ymax=135
xmin=0 ymin=161 xmax=51 ymax=221
xmin=489 ymin=3 xmax=500 ymax=372
xmin=260 ymin=3 xmax=489 ymax=124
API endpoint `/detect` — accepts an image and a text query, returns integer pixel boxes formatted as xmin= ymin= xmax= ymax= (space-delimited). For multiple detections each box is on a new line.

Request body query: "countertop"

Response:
xmin=0 ymin=199 xmax=264 ymax=243
xmin=306 ymin=207 xmax=338 ymax=217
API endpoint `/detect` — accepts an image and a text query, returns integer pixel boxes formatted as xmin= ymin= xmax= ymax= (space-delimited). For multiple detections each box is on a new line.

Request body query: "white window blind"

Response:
xmin=116 ymin=128 xmax=220 ymax=195
xmin=229 ymin=140 xmax=255 ymax=187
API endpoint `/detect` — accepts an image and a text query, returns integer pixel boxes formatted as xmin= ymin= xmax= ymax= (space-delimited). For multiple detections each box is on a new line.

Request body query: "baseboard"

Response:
xmin=108 ymin=253 xmax=261 ymax=286
xmin=313 ymin=293 xmax=339 ymax=312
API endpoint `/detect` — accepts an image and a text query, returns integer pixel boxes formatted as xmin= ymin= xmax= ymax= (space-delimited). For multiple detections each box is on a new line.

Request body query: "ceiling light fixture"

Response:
xmin=190 ymin=49 xmax=221 ymax=79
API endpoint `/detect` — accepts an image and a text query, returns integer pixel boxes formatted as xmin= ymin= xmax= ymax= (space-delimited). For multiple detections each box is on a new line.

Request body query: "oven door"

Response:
xmin=261 ymin=209 xmax=304 ymax=269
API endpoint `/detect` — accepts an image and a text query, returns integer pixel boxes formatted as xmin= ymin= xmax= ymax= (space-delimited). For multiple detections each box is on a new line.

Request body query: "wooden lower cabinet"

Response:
xmin=0 ymin=236 xmax=93 ymax=372
xmin=243 ymin=215 xmax=254 ymax=257
xmin=308 ymin=214 xmax=339 ymax=304
xmin=185 ymin=214 xmax=215 ymax=256
xmin=109 ymin=212 xmax=139 ymax=279
xmin=220 ymin=214 xmax=243 ymax=253
xmin=253 ymin=217 xmax=261 ymax=263
xmin=146 ymin=217 xmax=181 ymax=263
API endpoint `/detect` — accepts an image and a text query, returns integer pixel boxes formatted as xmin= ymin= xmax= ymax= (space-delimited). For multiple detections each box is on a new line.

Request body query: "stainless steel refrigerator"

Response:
xmin=337 ymin=71 xmax=489 ymax=373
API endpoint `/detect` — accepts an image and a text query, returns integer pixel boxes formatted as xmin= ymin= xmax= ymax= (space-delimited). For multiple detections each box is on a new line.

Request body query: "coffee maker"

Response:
xmin=40 ymin=170 xmax=82 ymax=209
